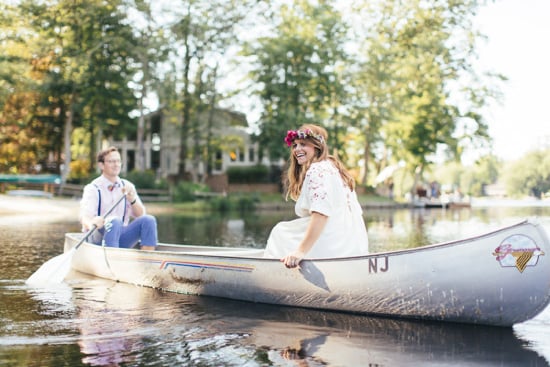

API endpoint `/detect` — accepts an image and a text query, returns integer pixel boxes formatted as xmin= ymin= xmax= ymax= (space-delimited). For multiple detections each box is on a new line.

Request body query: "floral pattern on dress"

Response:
xmin=306 ymin=162 xmax=332 ymax=203
xmin=298 ymin=161 xmax=340 ymax=217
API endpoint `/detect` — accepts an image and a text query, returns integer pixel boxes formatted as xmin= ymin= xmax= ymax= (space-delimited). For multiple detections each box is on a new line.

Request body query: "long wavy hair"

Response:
xmin=284 ymin=124 xmax=356 ymax=201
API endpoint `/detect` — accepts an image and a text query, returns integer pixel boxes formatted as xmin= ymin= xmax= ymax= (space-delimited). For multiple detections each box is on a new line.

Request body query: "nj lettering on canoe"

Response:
xmin=369 ymin=256 xmax=389 ymax=273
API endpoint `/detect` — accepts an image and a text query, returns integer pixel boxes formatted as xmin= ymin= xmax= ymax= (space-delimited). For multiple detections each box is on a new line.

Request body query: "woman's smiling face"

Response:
xmin=292 ymin=139 xmax=316 ymax=165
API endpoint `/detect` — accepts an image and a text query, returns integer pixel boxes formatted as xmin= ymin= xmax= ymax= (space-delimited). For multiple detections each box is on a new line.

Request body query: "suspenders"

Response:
xmin=93 ymin=180 xmax=127 ymax=222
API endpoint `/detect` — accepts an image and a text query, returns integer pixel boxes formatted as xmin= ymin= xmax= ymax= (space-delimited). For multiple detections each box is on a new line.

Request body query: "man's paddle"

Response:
xmin=26 ymin=194 xmax=127 ymax=285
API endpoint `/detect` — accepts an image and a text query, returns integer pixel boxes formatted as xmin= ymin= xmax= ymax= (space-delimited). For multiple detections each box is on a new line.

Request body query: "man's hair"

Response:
xmin=97 ymin=146 xmax=119 ymax=163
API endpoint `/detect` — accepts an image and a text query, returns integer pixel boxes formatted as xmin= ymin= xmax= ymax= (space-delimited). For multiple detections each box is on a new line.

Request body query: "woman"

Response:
xmin=264 ymin=124 xmax=369 ymax=268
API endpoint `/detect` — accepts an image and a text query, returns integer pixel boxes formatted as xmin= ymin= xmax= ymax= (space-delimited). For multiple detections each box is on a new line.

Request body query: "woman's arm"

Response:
xmin=281 ymin=211 xmax=328 ymax=268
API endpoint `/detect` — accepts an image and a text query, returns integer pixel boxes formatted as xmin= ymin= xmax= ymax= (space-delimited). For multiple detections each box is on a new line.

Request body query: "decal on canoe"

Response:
xmin=493 ymin=234 xmax=545 ymax=273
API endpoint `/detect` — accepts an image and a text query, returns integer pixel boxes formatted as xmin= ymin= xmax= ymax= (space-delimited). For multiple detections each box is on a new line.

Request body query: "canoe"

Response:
xmin=63 ymin=219 xmax=550 ymax=327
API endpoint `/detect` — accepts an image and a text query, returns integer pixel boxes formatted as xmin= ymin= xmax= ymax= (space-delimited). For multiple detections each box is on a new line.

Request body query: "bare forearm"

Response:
xmin=280 ymin=211 xmax=328 ymax=268
xmin=131 ymin=199 xmax=146 ymax=217
xmin=124 ymin=183 xmax=146 ymax=217
xmin=297 ymin=211 xmax=328 ymax=254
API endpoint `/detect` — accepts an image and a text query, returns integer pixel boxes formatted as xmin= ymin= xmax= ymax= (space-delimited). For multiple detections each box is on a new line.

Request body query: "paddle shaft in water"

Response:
xmin=26 ymin=194 xmax=127 ymax=284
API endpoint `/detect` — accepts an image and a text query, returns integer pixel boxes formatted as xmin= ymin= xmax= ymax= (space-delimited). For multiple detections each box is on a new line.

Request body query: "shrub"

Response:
xmin=67 ymin=160 xmax=92 ymax=183
xmin=208 ymin=197 xmax=233 ymax=212
xmin=123 ymin=170 xmax=158 ymax=189
xmin=207 ymin=194 xmax=259 ymax=212
xmin=173 ymin=181 xmax=209 ymax=202
xmin=226 ymin=165 xmax=269 ymax=183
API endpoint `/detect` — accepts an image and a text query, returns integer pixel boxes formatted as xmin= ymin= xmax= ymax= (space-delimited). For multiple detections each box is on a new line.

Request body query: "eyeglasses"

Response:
xmin=104 ymin=159 xmax=122 ymax=164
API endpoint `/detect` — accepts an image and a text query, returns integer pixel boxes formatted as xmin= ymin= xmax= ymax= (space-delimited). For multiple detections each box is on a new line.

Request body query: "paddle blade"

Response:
xmin=25 ymin=247 xmax=76 ymax=285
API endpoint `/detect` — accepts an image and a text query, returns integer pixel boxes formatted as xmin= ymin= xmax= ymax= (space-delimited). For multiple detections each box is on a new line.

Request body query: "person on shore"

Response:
xmin=263 ymin=124 xmax=369 ymax=268
xmin=79 ymin=146 xmax=157 ymax=250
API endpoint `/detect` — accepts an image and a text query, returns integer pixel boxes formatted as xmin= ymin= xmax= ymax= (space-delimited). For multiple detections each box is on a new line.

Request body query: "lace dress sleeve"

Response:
xmin=295 ymin=161 xmax=336 ymax=217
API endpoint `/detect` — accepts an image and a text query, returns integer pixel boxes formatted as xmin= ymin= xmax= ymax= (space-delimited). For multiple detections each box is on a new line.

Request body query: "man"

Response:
xmin=79 ymin=146 xmax=157 ymax=250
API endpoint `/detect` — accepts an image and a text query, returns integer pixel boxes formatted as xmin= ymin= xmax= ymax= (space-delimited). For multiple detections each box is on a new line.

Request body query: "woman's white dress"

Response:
xmin=264 ymin=160 xmax=369 ymax=259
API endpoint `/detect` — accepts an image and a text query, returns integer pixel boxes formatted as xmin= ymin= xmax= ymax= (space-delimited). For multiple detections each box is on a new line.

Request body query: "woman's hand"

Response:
xmin=280 ymin=212 xmax=328 ymax=268
xmin=281 ymin=250 xmax=305 ymax=268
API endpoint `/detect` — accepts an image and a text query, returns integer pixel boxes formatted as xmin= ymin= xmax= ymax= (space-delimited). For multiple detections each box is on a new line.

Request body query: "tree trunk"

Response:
xmin=61 ymin=94 xmax=76 ymax=184
xmin=361 ymin=139 xmax=370 ymax=186
xmin=136 ymin=95 xmax=145 ymax=171
xmin=178 ymin=29 xmax=191 ymax=181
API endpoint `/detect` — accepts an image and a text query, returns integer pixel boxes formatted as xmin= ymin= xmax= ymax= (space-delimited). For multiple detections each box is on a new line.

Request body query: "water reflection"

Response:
xmin=156 ymin=211 xmax=287 ymax=248
xmin=2 ymin=201 xmax=549 ymax=366
xmin=22 ymin=274 xmax=544 ymax=366
xmin=76 ymin=280 xmax=148 ymax=366
xmin=196 ymin=296 xmax=548 ymax=366
xmin=153 ymin=206 xmax=550 ymax=254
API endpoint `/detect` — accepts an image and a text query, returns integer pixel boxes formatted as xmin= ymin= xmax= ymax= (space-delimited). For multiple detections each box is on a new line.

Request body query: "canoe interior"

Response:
xmin=154 ymin=244 xmax=266 ymax=257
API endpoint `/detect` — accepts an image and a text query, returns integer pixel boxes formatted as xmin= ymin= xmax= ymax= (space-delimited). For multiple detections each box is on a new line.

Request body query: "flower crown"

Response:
xmin=284 ymin=129 xmax=325 ymax=147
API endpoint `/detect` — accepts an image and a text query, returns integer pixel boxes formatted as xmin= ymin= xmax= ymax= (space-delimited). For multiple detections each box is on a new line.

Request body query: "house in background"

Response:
xmin=108 ymin=106 xmax=267 ymax=187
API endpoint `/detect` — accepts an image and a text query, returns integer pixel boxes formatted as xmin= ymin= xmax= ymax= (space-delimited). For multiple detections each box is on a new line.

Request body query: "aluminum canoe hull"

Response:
xmin=64 ymin=219 xmax=550 ymax=326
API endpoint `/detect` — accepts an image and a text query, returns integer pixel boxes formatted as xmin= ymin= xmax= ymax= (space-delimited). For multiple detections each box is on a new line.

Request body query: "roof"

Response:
xmin=0 ymin=174 xmax=61 ymax=184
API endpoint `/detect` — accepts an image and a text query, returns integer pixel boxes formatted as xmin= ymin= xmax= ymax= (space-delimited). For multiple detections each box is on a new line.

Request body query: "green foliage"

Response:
xmin=173 ymin=181 xmax=210 ymax=202
xmin=0 ymin=0 xmax=144 ymax=175
xmin=226 ymin=165 xmax=270 ymax=183
xmin=1 ymin=0 xmax=504 ymax=194
xmin=67 ymin=159 xmax=92 ymax=183
xmin=429 ymin=155 xmax=501 ymax=197
xmin=245 ymin=1 xmax=349 ymax=161
xmin=123 ymin=170 xmax=162 ymax=189
xmin=503 ymin=149 xmax=550 ymax=198
xmin=351 ymin=0 xmax=500 ymax=185
xmin=207 ymin=195 xmax=259 ymax=213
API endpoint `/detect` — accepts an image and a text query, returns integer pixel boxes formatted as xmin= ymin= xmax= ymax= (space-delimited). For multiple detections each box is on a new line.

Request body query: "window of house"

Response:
xmin=215 ymin=151 xmax=223 ymax=171
xmin=248 ymin=147 xmax=255 ymax=163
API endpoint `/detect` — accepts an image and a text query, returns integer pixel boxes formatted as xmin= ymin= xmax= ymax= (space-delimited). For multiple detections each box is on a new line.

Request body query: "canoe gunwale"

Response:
xmin=67 ymin=218 xmax=534 ymax=262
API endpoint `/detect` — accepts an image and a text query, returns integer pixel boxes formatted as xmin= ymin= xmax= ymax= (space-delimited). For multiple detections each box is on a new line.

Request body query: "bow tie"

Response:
xmin=108 ymin=182 xmax=120 ymax=191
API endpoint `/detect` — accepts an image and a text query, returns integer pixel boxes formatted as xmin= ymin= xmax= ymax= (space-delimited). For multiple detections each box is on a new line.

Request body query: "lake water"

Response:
xmin=1 ymin=198 xmax=550 ymax=366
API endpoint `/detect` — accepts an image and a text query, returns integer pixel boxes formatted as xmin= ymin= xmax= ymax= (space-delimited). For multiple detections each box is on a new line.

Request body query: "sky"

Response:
xmin=475 ymin=0 xmax=550 ymax=161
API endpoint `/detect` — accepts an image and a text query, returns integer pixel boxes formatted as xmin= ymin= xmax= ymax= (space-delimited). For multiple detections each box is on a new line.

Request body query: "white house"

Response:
xmin=109 ymin=106 xmax=266 ymax=179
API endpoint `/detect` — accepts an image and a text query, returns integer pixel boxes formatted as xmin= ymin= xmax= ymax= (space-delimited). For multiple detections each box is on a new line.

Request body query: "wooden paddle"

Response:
xmin=26 ymin=194 xmax=127 ymax=285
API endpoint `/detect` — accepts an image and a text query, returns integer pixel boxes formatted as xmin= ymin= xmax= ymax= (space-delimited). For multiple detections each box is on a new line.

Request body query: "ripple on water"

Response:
xmin=514 ymin=305 xmax=550 ymax=362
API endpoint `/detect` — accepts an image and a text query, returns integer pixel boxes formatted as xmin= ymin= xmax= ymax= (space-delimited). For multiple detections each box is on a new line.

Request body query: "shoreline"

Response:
xmin=0 ymin=193 xmax=400 ymax=219
xmin=2 ymin=193 xmax=548 ymax=222
xmin=0 ymin=194 xmax=179 ymax=224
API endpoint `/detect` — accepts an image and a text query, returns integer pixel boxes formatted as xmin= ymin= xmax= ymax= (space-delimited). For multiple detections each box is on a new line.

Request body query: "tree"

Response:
xmin=245 ymin=0 xmax=350 ymax=161
xmin=504 ymin=149 xmax=550 ymax=199
xmin=0 ymin=3 xmax=58 ymax=173
xmin=123 ymin=0 xmax=170 ymax=171
xmin=15 ymin=0 xmax=139 ymax=180
xmin=166 ymin=0 xmax=256 ymax=182
xmin=351 ymin=0 xmax=501 ymax=190
xmin=431 ymin=154 xmax=500 ymax=197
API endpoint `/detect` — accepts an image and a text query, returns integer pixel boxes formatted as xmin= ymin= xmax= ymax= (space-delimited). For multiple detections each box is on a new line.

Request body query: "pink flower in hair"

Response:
xmin=284 ymin=129 xmax=324 ymax=147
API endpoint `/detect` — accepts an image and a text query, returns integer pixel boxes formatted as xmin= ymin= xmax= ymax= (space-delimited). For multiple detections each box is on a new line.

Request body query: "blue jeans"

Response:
xmin=99 ymin=215 xmax=157 ymax=248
